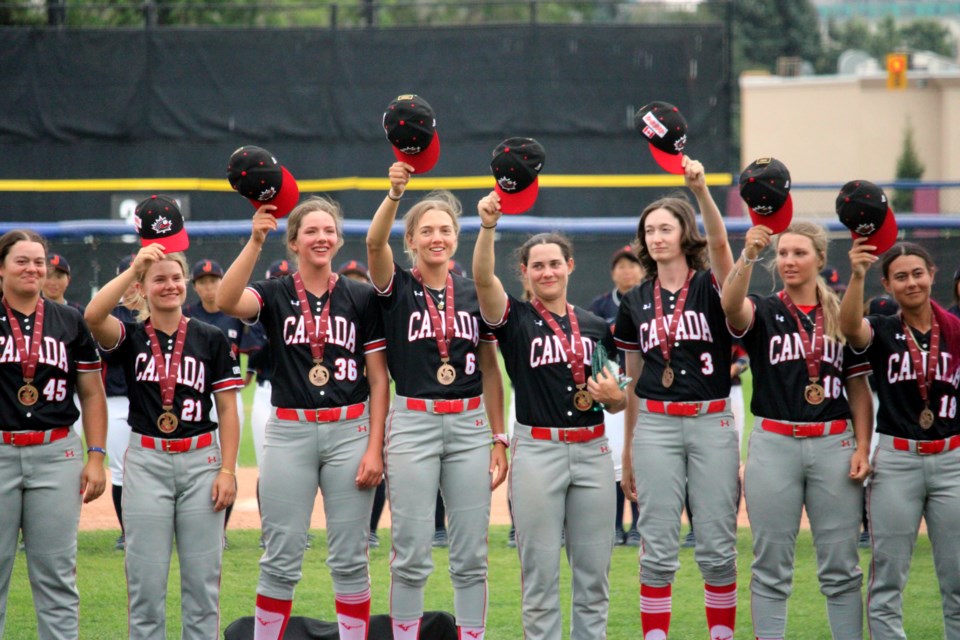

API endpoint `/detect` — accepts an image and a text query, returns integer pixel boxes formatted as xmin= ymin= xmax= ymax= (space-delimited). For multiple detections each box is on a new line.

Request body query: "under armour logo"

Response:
xmin=476 ymin=419 xmax=484 ymax=426
xmin=841 ymin=439 xmax=852 ymax=448
xmin=358 ymin=424 xmax=368 ymax=432
xmin=643 ymin=303 xmax=652 ymax=310
xmin=397 ymin=622 xmax=417 ymax=632
xmin=414 ymin=291 xmax=424 ymax=297
xmin=65 ymin=450 xmax=75 ymax=458
xmin=535 ymin=320 xmax=543 ymax=326
xmin=720 ymin=420 xmax=730 ymax=428
xmin=208 ymin=456 xmax=218 ymax=464
xmin=290 ymin=299 xmax=300 ymax=307
xmin=600 ymin=445 xmax=609 ymax=454
xmin=776 ymin=314 xmax=785 ymax=322
xmin=896 ymin=333 xmax=906 ymax=340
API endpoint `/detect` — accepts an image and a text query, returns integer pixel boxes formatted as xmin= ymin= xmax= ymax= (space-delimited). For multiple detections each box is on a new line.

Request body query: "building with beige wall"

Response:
xmin=740 ymin=71 xmax=960 ymax=216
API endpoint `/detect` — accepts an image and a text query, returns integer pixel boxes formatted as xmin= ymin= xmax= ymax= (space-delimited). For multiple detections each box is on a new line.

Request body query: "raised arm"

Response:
xmin=839 ymin=237 xmax=878 ymax=349
xmin=218 ymin=207 xmax=278 ymax=319
xmin=721 ymin=225 xmax=771 ymax=332
xmin=685 ymin=157 xmax=734 ymax=284
xmin=472 ymin=191 xmax=508 ymax=324
xmin=366 ymin=162 xmax=412 ymax=291
xmin=85 ymin=245 xmax=161 ymax=348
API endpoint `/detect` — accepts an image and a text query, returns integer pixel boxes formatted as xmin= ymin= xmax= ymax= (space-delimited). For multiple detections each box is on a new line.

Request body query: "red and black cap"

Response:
xmin=836 ymin=180 xmax=898 ymax=256
xmin=611 ymin=245 xmax=640 ymax=269
xmin=227 ymin=145 xmax=300 ymax=219
xmin=740 ymin=157 xmax=794 ymax=234
xmin=635 ymin=101 xmax=688 ymax=175
xmin=869 ymin=294 xmax=900 ymax=316
xmin=266 ymin=259 xmax=292 ymax=279
xmin=191 ymin=259 xmax=224 ymax=282
xmin=383 ymin=94 xmax=440 ymax=174
xmin=47 ymin=253 xmax=71 ymax=276
xmin=491 ymin=137 xmax=545 ymax=215
xmin=820 ymin=266 xmax=847 ymax=294
xmin=337 ymin=259 xmax=369 ymax=279
xmin=447 ymin=259 xmax=466 ymax=278
xmin=134 ymin=195 xmax=189 ymax=253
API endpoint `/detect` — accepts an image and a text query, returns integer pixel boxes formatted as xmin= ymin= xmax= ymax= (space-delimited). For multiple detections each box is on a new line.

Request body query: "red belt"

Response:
xmin=893 ymin=435 xmax=960 ymax=456
xmin=275 ymin=402 xmax=366 ymax=423
xmin=643 ymin=399 xmax=728 ymax=417
xmin=405 ymin=397 xmax=482 ymax=415
xmin=1 ymin=427 xmax=71 ymax=447
xmin=530 ymin=424 xmax=605 ymax=444
xmin=140 ymin=432 xmax=215 ymax=453
xmin=760 ymin=419 xmax=848 ymax=438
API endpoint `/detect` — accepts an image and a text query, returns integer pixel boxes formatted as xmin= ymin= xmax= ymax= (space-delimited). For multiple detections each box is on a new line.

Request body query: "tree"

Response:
xmin=893 ymin=123 xmax=924 ymax=214
xmin=734 ymin=0 xmax=821 ymax=73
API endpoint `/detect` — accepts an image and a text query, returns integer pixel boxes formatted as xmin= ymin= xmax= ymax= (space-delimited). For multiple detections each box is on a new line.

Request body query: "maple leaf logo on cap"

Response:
xmin=151 ymin=216 xmax=173 ymax=235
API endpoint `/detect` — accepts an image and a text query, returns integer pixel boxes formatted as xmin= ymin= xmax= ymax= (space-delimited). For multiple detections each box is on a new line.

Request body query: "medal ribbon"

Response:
xmin=292 ymin=272 xmax=337 ymax=364
xmin=532 ymin=298 xmax=586 ymax=387
xmin=653 ymin=270 xmax=694 ymax=367
xmin=412 ymin=268 xmax=455 ymax=362
xmin=3 ymin=298 xmax=46 ymax=384
xmin=779 ymin=291 xmax=825 ymax=384
xmin=144 ymin=316 xmax=188 ymax=411
xmin=902 ymin=312 xmax=941 ymax=407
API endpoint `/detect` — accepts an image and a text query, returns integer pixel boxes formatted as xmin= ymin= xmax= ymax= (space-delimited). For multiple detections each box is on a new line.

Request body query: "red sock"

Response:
xmin=640 ymin=583 xmax=672 ymax=638
xmin=335 ymin=589 xmax=371 ymax=640
xmin=704 ymin=582 xmax=737 ymax=640
xmin=254 ymin=594 xmax=292 ymax=640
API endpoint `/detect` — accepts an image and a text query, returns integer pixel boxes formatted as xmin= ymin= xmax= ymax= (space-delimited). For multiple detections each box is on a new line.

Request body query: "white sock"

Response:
xmin=392 ymin=617 xmax=421 ymax=640
xmin=253 ymin=607 xmax=285 ymax=640
xmin=459 ymin=626 xmax=485 ymax=640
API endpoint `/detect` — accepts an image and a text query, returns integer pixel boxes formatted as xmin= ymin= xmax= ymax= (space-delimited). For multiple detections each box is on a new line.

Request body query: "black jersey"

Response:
xmin=491 ymin=294 xmax=615 ymax=428
xmin=375 ymin=263 xmax=494 ymax=399
xmin=182 ymin=303 xmax=245 ymax=358
xmin=102 ymin=318 xmax=242 ymax=438
xmin=0 ymin=301 xmax=101 ymax=431
xmin=733 ymin=294 xmax=870 ymax=423
xmin=102 ymin=304 xmax=139 ymax=397
xmin=614 ymin=270 xmax=732 ymax=401
xmin=247 ymin=274 xmax=385 ymax=408
xmin=858 ymin=314 xmax=960 ymax=440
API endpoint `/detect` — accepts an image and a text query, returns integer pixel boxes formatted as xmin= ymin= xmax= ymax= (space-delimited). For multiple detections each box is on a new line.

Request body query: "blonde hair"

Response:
xmin=403 ymin=190 xmax=461 ymax=266
xmin=136 ymin=252 xmax=189 ymax=322
xmin=772 ymin=221 xmax=844 ymax=343
xmin=285 ymin=196 xmax=346 ymax=260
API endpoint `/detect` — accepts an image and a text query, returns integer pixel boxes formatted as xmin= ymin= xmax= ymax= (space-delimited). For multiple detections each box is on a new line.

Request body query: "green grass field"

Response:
xmin=5 ymin=366 xmax=949 ymax=637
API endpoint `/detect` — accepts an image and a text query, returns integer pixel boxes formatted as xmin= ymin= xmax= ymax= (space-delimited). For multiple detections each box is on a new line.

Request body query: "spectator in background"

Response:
xmin=337 ymin=259 xmax=371 ymax=284
xmin=590 ymin=245 xmax=644 ymax=546
xmin=42 ymin=253 xmax=85 ymax=313
xmin=949 ymin=267 xmax=960 ymax=319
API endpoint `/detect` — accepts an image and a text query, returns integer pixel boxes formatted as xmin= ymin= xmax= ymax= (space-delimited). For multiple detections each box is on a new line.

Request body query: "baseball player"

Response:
xmin=0 ymin=229 xmax=107 ymax=640
xmin=42 ymin=253 xmax=86 ymax=313
xmin=590 ymin=245 xmax=644 ymax=547
xmin=841 ymin=240 xmax=960 ymax=640
xmin=366 ymin=163 xmax=507 ymax=640
xmin=473 ymin=195 xmax=625 ymax=639
xmin=218 ymin=197 xmax=388 ymax=640
xmin=101 ymin=253 xmax=143 ymax=550
xmin=614 ymin=157 xmax=740 ymax=640
xmin=722 ymin=221 xmax=873 ymax=640
xmin=84 ymin=245 xmax=241 ymax=640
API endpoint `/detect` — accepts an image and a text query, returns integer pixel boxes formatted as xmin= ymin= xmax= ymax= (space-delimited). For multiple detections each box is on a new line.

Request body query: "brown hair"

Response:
xmin=634 ymin=195 xmax=707 ymax=279
xmin=136 ymin=252 xmax=189 ymax=322
xmin=0 ymin=229 xmax=48 ymax=295
xmin=285 ymin=196 xmax=346 ymax=260
xmin=514 ymin=232 xmax=573 ymax=288
xmin=880 ymin=242 xmax=934 ymax=280
xmin=773 ymin=221 xmax=843 ymax=343
xmin=403 ymin=190 xmax=462 ymax=266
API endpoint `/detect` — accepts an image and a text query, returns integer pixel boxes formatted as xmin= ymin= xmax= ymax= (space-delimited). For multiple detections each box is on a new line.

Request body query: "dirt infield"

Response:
xmin=80 ymin=467 xmax=760 ymax=532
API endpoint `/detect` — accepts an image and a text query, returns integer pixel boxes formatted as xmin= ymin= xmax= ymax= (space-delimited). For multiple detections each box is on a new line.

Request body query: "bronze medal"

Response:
xmin=437 ymin=363 xmax=457 ymax=385
xmin=309 ymin=363 xmax=330 ymax=387
xmin=661 ymin=365 xmax=675 ymax=388
xmin=804 ymin=382 xmax=825 ymax=406
xmin=17 ymin=383 xmax=38 ymax=406
xmin=920 ymin=407 xmax=935 ymax=430
xmin=157 ymin=411 xmax=179 ymax=433
xmin=573 ymin=389 xmax=594 ymax=411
